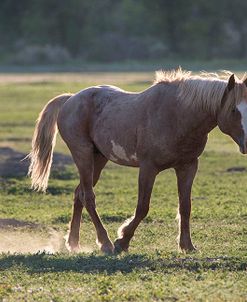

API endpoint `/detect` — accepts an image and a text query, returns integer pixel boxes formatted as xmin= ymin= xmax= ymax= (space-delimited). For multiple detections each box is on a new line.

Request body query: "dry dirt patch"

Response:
xmin=0 ymin=147 xmax=73 ymax=178
xmin=0 ymin=219 xmax=64 ymax=254
xmin=0 ymin=72 xmax=153 ymax=85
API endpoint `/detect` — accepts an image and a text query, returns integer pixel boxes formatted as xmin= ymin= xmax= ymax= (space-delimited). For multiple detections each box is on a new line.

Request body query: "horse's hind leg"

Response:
xmin=93 ymin=153 xmax=108 ymax=187
xmin=66 ymin=151 xmax=110 ymax=253
xmin=114 ymin=163 xmax=158 ymax=253
xmin=65 ymin=184 xmax=84 ymax=252
xmin=71 ymin=143 xmax=113 ymax=254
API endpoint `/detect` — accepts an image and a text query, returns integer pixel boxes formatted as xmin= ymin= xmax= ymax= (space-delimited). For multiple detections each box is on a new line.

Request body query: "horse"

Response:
xmin=28 ymin=68 xmax=247 ymax=254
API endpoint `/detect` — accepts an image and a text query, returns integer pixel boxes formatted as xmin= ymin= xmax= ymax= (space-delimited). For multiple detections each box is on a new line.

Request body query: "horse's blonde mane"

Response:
xmin=155 ymin=68 xmax=246 ymax=115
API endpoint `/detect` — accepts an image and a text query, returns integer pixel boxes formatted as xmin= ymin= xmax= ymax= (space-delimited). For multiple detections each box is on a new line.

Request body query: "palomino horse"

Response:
xmin=28 ymin=69 xmax=247 ymax=254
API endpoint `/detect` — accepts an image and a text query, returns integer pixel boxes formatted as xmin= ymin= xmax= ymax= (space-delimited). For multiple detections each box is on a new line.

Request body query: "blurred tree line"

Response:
xmin=0 ymin=0 xmax=246 ymax=64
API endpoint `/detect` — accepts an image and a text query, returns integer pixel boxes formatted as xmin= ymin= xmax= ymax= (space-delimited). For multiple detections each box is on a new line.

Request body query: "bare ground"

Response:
xmin=0 ymin=227 xmax=64 ymax=254
xmin=0 ymin=72 xmax=153 ymax=85
xmin=0 ymin=147 xmax=73 ymax=178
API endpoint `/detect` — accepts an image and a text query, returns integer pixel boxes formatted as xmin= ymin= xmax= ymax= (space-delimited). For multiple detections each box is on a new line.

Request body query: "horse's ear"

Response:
xmin=221 ymin=74 xmax=235 ymax=108
xmin=227 ymin=74 xmax=235 ymax=91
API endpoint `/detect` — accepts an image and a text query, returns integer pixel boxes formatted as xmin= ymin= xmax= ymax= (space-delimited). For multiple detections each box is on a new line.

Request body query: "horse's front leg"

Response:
xmin=114 ymin=163 xmax=158 ymax=253
xmin=175 ymin=159 xmax=198 ymax=252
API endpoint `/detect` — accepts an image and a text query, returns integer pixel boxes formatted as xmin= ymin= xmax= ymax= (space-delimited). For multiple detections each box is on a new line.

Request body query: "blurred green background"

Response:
xmin=0 ymin=0 xmax=246 ymax=70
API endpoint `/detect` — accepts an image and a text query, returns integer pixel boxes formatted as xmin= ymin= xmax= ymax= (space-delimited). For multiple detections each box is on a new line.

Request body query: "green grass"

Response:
xmin=0 ymin=72 xmax=246 ymax=301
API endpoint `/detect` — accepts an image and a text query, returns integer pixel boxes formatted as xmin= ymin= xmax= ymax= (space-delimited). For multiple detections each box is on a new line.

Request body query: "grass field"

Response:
xmin=0 ymin=72 xmax=246 ymax=301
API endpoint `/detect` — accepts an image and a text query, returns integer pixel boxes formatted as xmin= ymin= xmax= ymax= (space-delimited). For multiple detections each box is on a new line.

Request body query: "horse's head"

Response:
xmin=217 ymin=74 xmax=247 ymax=154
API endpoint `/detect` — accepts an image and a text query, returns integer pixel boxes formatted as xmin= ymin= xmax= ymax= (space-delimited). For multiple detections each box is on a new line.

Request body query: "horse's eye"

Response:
xmin=231 ymin=107 xmax=237 ymax=113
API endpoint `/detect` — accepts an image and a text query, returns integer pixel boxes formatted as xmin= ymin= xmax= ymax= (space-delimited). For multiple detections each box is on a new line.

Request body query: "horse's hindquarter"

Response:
xmin=57 ymin=86 xmax=141 ymax=167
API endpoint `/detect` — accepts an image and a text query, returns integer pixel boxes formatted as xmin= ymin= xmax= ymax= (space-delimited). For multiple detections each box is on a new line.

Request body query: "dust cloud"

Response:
xmin=0 ymin=228 xmax=94 ymax=254
xmin=0 ymin=218 xmax=95 ymax=254
xmin=0 ymin=229 xmax=64 ymax=254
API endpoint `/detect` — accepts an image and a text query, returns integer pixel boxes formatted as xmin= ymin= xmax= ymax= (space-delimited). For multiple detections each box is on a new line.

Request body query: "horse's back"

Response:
xmin=58 ymin=85 xmax=127 ymax=122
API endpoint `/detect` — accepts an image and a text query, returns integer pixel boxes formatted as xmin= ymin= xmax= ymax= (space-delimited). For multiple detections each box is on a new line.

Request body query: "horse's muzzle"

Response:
xmin=239 ymin=137 xmax=247 ymax=154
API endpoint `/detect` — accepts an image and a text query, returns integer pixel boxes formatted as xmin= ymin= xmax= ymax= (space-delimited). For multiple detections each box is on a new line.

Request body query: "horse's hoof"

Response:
xmin=114 ymin=239 xmax=129 ymax=254
xmin=64 ymin=234 xmax=80 ymax=253
xmin=179 ymin=244 xmax=197 ymax=253
xmin=96 ymin=238 xmax=114 ymax=255
xmin=65 ymin=241 xmax=81 ymax=253
xmin=100 ymin=243 xmax=114 ymax=255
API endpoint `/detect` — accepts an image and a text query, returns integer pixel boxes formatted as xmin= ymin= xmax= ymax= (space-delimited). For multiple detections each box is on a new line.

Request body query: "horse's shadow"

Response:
xmin=0 ymin=253 xmax=245 ymax=275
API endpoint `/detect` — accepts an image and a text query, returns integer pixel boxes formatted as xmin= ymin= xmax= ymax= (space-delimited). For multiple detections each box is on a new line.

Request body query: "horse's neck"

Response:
xmin=147 ymin=83 xmax=218 ymax=137
xmin=178 ymin=106 xmax=217 ymax=139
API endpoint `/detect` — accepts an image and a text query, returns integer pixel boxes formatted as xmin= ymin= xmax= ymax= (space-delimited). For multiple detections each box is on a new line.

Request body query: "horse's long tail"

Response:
xmin=28 ymin=93 xmax=73 ymax=192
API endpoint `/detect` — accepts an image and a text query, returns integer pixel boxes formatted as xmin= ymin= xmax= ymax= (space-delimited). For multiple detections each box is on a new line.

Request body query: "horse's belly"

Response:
xmin=108 ymin=139 xmax=139 ymax=166
xmin=93 ymin=132 xmax=139 ymax=167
